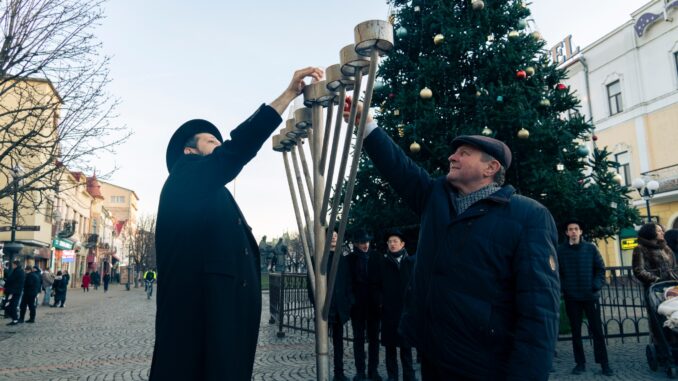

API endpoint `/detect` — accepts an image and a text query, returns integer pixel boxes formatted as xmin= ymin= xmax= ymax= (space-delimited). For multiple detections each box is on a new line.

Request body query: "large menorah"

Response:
xmin=272 ymin=20 xmax=393 ymax=381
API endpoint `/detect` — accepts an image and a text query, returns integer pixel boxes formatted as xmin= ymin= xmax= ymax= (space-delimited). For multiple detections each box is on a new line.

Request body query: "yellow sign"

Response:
xmin=621 ymin=238 xmax=638 ymax=250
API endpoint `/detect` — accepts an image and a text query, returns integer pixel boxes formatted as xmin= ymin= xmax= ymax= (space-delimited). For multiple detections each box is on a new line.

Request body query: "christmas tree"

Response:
xmin=348 ymin=0 xmax=638 ymax=245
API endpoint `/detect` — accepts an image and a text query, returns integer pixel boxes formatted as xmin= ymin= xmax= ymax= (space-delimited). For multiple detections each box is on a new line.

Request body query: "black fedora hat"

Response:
xmin=562 ymin=218 xmax=585 ymax=232
xmin=351 ymin=229 xmax=373 ymax=243
xmin=166 ymin=119 xmax=223 ymax=171
xmin=385 ymin=228 xmax=406 ymax=242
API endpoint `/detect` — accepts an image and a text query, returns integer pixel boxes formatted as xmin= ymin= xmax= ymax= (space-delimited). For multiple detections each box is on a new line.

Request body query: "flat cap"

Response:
xmin=450 ymin=135 xmax=512 ymax=169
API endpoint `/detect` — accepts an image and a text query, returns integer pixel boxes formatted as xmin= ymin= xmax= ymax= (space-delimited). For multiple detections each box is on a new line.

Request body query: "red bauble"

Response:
xmin=592 ymin=135 xmax=598 ymax=142
xmin=344 ymin=96 xmax=352 ymax=112
xmin=389 ymin=93 xmax=396 ymax=99
xmin=516 ymin=70 xmax=527 ymax=79
xmin=556 ymin=83 xmax=567 ymax=91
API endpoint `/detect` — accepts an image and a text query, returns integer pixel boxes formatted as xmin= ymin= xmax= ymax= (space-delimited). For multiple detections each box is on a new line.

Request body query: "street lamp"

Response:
xmin=632 ymin=178 xmax=660 ymax=223
xmin=3 ymin=165 xmax=24 ymax=264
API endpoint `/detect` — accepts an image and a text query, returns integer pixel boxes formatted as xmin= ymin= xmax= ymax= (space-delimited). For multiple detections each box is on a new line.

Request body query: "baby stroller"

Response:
xmin=646 ymin=280 xmax=678 ymax=378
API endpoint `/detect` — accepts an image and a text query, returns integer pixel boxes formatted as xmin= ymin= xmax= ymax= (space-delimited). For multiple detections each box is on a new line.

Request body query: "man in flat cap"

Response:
xmin=346 ymin=105 xmax=560 ymax=380
xmin=150 ymin=66 xmax=323 ymax=381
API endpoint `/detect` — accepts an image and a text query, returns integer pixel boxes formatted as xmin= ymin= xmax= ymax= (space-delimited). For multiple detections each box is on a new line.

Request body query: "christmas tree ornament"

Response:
xmin=612 ymin=173 xmax=623 ymax=184
xmin=517 ymin=127 xmax=530 ymax=139
xmin=476 ymin=91 xmax=482 ymax=97
xmin=556 ymin=163 xmax=565 ymax=171
xmin=576 ymin=145 xmax=590 ymax=157
xmin=532 ymin=31 xmax=543 ymax=41
xmin=496 ymin=95 xmax=504 ymax=102
xmin=434 ymin=34 xmax=445 ymax=45
xmin=397 ymin=124 xmax=405 ymax=137
xmin=388 ymin=12 xmax=396 ymax=24
xmin=517 ymin=19 xmax=527 ymax=29
xmin=516 ymin=70 xmax=527 ymax=79
xmin=414 ymin=5 xmax=420 ymax=12
xmin=420 ymin=86 xmax=433 ymax=99
xmin=482 ymin=126 xmax=493 ymax=136
xmin=471 ymin=0 xmax=485 ymax=10
xmin=394 ymin=109 xmax=400 ymax=116
xmin=487 ymin=34 xmax=495 ymax=42
xmin=410 ymin=141 xmax=421 ymax=153
xmin=526 ymin=66 xmax=535 ymax=76
xmin=539 ymin=98 xmax=551 ymax=107
xmin=508 ymin=30 xmax=520 ymax=39
xmin=396 ymin=27 xmax=408 ymax=38
xmin=556 ymin=83 xmax=567 ymax=91
xmin=389 ymin=92 xmax=396 ymax=99
xmin=592 ymin=134 xmax=599 ymax=142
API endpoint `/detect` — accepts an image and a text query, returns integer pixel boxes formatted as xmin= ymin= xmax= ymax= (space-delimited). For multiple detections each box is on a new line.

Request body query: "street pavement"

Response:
xmin=0 ymin=285 xmax=672 ymax=380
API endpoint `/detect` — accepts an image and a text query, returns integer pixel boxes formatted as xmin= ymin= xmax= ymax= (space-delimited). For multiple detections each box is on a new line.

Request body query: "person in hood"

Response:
xmin=558 ymin=220 xmax=612 ymax=376
xmin=5 ymin=260 xmax=25 ymax=326
xmin=149 ymin=66 xmax=322 ymax=381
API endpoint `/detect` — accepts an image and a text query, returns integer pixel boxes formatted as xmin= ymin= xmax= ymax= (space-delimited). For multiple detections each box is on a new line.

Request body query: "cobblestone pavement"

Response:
xmin=0 ymin=285 xmax=672 ymax=380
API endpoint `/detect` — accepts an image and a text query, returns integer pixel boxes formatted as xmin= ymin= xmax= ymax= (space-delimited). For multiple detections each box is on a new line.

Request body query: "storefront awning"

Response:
xmin=52 ymin=238 xmax=75 ymax=250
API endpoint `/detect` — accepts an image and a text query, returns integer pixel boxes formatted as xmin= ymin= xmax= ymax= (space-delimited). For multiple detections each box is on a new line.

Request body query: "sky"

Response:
xmin=95 ymin=0 xmax=649 ymax=241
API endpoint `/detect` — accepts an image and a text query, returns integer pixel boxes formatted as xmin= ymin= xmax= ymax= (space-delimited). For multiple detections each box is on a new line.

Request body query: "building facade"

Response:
xmin=556 ymin=0 xmax=678 ymax=265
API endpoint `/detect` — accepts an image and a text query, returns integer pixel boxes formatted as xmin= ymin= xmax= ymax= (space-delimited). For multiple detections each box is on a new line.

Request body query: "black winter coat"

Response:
xmin=379 ymin=249 xmax=415 ymax=347
xmin=558 ymin=241 xmax=605 ymax=301
xmin=364 ymin=128 xmax=560 ymax=381
xmin=308 ymin=251 xmax=353 ymax=325
xmin=150 ymin=105 xmax=281 ymax=381
xmin=23 ymin=272 xmax=41 ymax=297
xmin=348 ymin=247 xmax=382 ymax=321
xmin=53 ymin=277 xmax=67 ymax=296
xmin=4 ymin=267 xmax=25 ymax=296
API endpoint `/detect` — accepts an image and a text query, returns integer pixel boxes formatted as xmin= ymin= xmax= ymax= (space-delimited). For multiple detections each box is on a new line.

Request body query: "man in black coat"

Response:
xmin=558 ymin=220 xmax=612 ymax=376
xmin=19 ymin=266 xmax=40 ymax=323
xmin=349 ymin=106 xmax=560 ymax=380
xmin=348 ymin=229 xmax=382 ymax=381
xmin=5 ymin=260 xmax=25 ymax=326
xmin=379 ymin=230 xmax=416 ymax=381
xmin=149 ymin=67 xmax=322 ymax=381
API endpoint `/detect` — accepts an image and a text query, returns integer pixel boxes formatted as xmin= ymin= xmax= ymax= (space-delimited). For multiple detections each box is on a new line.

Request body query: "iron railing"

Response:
xmin=270 ymin=267 xmax=651 ymax=342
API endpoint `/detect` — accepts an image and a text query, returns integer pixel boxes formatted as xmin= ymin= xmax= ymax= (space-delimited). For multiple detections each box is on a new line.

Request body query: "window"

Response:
xmin=45 ymin=200 xmax=53 ymax=223
xmin=615 ymin=151 xmax=631 ymax=186
xmin=92 ymin=219 xmax=98 ymax=235
xmin=607 ymin=80 xmax=623 ymax=115
xmin=111 ymin=195 xmax=125 ymax=203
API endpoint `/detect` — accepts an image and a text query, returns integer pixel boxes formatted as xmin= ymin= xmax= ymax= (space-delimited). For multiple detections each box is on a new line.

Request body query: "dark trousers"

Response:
xmin=19 ymin=293 xmax=37 ymax=321
xmin=352 ymin=314 xmax=380 ymax=376
xmin=421 ymin=354 xmax=445 ymax=381
xmin=104 ymin=280 xmax=109 ymax=292
xmin=331 ymin=319 xmax=345 ymax=376
xmin=6 ymin=293 xmax=22 ymax=321
xmin=565 ymin=299 xmax=608 ymax=366
xmin=54 ymin=293 xmax=66 ymax=307
xmin=385 ymin=345 xmax=414 ymax=381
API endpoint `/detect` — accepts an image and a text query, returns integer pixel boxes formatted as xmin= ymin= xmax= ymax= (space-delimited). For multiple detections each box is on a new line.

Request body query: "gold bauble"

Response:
xmin=434 ymin=34 xmax=445 ymax=45
xmin=517 ymin=128 xmax=530 ymax=139
xmin=420 ymin=87 xmax=433 ymax=99
xmin=471 ymin=0 xmax=485 ymax=10
xmin=526 ymin=66 xmax=535 ymax=76
xmin=532 ymin=31 xmax=543 ymax=41
xmin=394 ymin=109 xmax=400 ymax=116
xmin=539 ymin=98 xmax=551 ymax=107
xmin=508 ymin=30 xmax=520 ymax=39
xmin=612 ymin=173 xmax=624 ymax=185
xmin=481 ymin=126 xmax=493 ymax=136
xmin=410 ymin=141 xmax=421 ymax=153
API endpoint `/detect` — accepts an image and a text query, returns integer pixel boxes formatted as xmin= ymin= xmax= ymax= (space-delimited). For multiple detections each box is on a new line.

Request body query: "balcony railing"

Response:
xmin=642 ymin=163 xmax=678 ymax=193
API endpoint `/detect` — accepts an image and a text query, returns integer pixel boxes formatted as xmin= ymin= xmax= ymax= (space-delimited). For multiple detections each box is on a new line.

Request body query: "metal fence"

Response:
xmin=269 ymin=267 xmax=651 ymax=342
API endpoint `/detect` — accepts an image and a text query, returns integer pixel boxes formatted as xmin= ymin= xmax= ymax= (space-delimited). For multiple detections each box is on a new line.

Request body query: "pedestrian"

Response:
xmin=81 ymin=272 xmax=91 ymax=292
xmin=558 ymin=219 xmax=613 ymax=376
xmin=41 ymin=269 xmax=55 ymax=306
xmin=103 ymin=272 xmax=110 ymax=292
xmin=307 ymin=231 xmax=353 ymax=381
xmin=149 ymin=66 xmax=323 ymax=381
xmin=91 ymin=270 xmax=101 ymax=290
xmin=632 ymin=223 xmax=678 ymax=288
xmin=379 ymin=230 xmax=416 ymax=381
xmin=347 ymin=229 xmax=382 ymax=381
xmin=4 ymin=260 xmax=25 ymax=326
xmin=62 ymin=269 xmax=70 ymax=306
xmin=19 ymin=266 xmax=40 ymax=323
xmin=664 ymin=229 xmax=678 ymax=262
xmin=52 ymin=271 xmax=67 ymax=308
xmin=350 ymin=105 xmax=560 ymax=380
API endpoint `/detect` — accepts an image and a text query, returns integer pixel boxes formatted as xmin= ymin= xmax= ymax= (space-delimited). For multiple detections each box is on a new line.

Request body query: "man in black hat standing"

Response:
xmin=558 ymin=220 xmax=612 ymax=376
xmin=347 ymin=106 xmax=560 ymax=380
xmin=150 ymin=66 xmax=322 ymax=381
xmin=348 ymin=229 xmax=383 ymax=381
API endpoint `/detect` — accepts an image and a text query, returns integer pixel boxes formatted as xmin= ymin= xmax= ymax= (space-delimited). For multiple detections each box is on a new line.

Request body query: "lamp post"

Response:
xmin=632 ymin=178 xmax=660 ymax=223
xmin=4 ymin=165 xmax=24 ymax=265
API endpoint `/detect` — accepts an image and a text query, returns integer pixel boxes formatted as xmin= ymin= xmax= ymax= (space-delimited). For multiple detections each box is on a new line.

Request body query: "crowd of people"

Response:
xmin=1 ymin=265 xmax=113 ymax=325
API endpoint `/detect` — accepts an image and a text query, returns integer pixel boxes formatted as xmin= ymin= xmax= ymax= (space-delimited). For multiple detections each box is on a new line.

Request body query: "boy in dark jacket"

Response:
xmin=19 ymin=266 xmax=41 ymax=323
xmin=558 ymin=220 xmax=612 ymax=376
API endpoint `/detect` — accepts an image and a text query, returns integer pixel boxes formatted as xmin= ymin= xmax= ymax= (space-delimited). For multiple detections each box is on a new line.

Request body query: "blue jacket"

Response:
xmin=364 ymin=128 xmax=560 ymax=380
xmin=557 ymin=241 xmax=605 ymax=301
